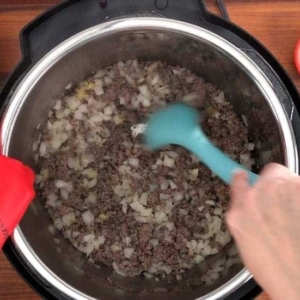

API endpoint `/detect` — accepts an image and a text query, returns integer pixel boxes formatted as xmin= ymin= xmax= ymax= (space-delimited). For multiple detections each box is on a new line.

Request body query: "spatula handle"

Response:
xmin=186 ymin=128 xmax=259 ymax=185
xmin=0 ymin=155 xmax=35 ymax=248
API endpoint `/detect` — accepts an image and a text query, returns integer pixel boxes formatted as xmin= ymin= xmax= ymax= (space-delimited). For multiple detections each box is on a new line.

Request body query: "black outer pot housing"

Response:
xmin=1 ymin=1 xmax=300 ymax=299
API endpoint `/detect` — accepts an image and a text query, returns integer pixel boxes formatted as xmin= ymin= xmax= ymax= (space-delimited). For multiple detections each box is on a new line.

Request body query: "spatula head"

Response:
xmin=145 ymin=103 xmax=200 ymax=150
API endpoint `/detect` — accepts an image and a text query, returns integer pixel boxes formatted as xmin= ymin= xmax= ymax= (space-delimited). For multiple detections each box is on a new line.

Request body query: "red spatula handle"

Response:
xmin=0 ymin=155 xmax=35 ymax=248
xmin=294 ymin=39 xmax=300 ymax=74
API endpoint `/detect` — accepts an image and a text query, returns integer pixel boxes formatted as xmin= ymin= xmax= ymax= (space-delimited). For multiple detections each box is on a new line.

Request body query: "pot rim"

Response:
xmin=1 ymin=17 xmax=298 ymax=300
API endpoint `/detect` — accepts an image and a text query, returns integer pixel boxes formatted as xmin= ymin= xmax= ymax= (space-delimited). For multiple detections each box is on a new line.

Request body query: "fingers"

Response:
xmin=229 ymin=163 xmax=293 ymax=206
xmin=227 ymin=171 xmax=251 ymax=235
xmin=260 ymin=163 xmax=295 ymax=180
xmin=229 ymin=171 xmax=250 ymax=209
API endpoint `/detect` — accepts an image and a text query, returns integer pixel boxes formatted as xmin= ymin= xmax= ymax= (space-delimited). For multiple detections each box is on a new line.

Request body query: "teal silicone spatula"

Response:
xmin=144 ymin=103 xmax=258 ymax=185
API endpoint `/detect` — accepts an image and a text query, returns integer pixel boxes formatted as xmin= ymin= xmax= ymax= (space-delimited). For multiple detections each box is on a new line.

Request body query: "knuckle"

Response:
xmin=260 ymin=162 xmax=279 ymax=175
xmin=260 ymin=163 xmax=294 ymax=179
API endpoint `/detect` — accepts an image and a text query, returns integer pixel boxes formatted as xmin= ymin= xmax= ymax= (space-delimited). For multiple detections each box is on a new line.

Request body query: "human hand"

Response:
xmin=226 ymin=163 xmax=300 ymax=300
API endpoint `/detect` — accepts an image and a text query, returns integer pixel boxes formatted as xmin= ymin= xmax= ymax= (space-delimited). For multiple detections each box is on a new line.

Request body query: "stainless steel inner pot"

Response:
xmin=1 ymin=18 xmax=298 ymax=300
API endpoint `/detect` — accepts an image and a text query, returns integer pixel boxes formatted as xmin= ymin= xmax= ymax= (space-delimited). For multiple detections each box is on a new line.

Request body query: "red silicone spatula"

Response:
xmin=294 ymin=39 xmax=300 ymax=74
xmin=0 ymin=154 xmax=35 ymax=248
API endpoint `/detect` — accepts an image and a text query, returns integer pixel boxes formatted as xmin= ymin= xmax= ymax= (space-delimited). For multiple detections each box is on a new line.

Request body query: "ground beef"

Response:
xmin=34 ymin=60 xmax=253 ymax=282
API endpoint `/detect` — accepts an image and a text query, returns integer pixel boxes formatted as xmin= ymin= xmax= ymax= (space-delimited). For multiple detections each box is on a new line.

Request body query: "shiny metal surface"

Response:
xmin=0 ymin=18 xmax=298 ymax=300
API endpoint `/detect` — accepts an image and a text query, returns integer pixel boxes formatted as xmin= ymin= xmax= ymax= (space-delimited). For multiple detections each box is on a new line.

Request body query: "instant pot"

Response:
xmin=1 ymin=0 xmax=300 ymax=299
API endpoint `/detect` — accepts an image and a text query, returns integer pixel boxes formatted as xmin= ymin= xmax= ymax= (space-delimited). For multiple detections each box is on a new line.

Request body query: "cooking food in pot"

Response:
xmin=144 ymin=102 xmax=259 ymax=185
xmin=34 ymin=60 xmax=254 ymax=282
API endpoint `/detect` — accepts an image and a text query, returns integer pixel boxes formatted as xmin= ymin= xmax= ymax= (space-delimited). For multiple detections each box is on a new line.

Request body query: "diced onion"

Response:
xmin=124 ymin=248 xmax=135 ymax=259
xmin=160 ymin=181 xmax=169 ymax=191
xmin=139 ymin=193 xmax=148 ymax=206
xmin=66 ymin=96 xmax=80 ymax=110
xmin=46 ymin=193 xmax=58 ymax=207
xmin=213 ymin=91 xmax=225 ymax=104
xmin=206 ymin=200 xmax=215 ymax=206
xmin=159 ymin=193 xmax=171 ymax=200
xmin=104 ymin=106 xmax=113 ymax=116
xmin=111 ymin=243 xmax=122 ymax=252
xmin=124 ymin=237 xmax=131 ymax=246
xmin=62 ymin=212 xmax=76 ymax=227
xmin=163 ymin=155 xmax=175 ymax=168
xmin=165 ymin=222 xmax=175 ymax=231
xmin=138 ymin=85 xmax=151 ymax=98
xmin=174 ymin=193 xmax=183 ymax=201
xmin=85 ymin=192 xmax=97 ymax=204
xmin=90 ymin=114 xmax=104 ymax=123
xmin=82 ymin=168 xmax=98 ymax=179
xmin=55 ymin=180 xmax=69 ymax=189
xmin=198 ymin=206 xmax=205 ymax=212
xmin=182 ymin=93 xmax=198 ymax=102
xmin=155 ymin=211 xmax=168 ymax=223
xmin=128 ymin=158 xmax=139 ymax=168
xmin=54 ymin=100 xmax=62 ymax=110
xmin=82 ymin=211 xmax=95 ymax=225
xmin=61 ymin=189 xmax=69 ymax=200
xmin=130 ymin=201 xmax=145 ymax=212
xmin=54 ymin=218 xmax=63 ymax=230
xmin=39 ymin=142 xmax=47 ymax=157
xmin=179 ymin=209 xmax=188 ymax=216
xmin=214 ymin=208 xmax=223 ymax=215
xmin=144 ymin=272 xmax=154 ymax=279
xmin=149 ymin=239 xmax=159 ymax=247
xmin=194 ymin=254 xmax=204 ymax=264
xmin=242 ymin=114 xmax=248 ymax=127
xmin=169 ymin=180 xmax=177 ymax=189
xmin=247 ymin=143 xmax=255 ymax=151
xmin=112 ymin=262 xmax=126 ymax=276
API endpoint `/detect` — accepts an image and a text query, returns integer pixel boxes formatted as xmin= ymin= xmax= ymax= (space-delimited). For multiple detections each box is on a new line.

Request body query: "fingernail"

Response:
xmin=233 ymin=169 xmax=244 ymax=175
